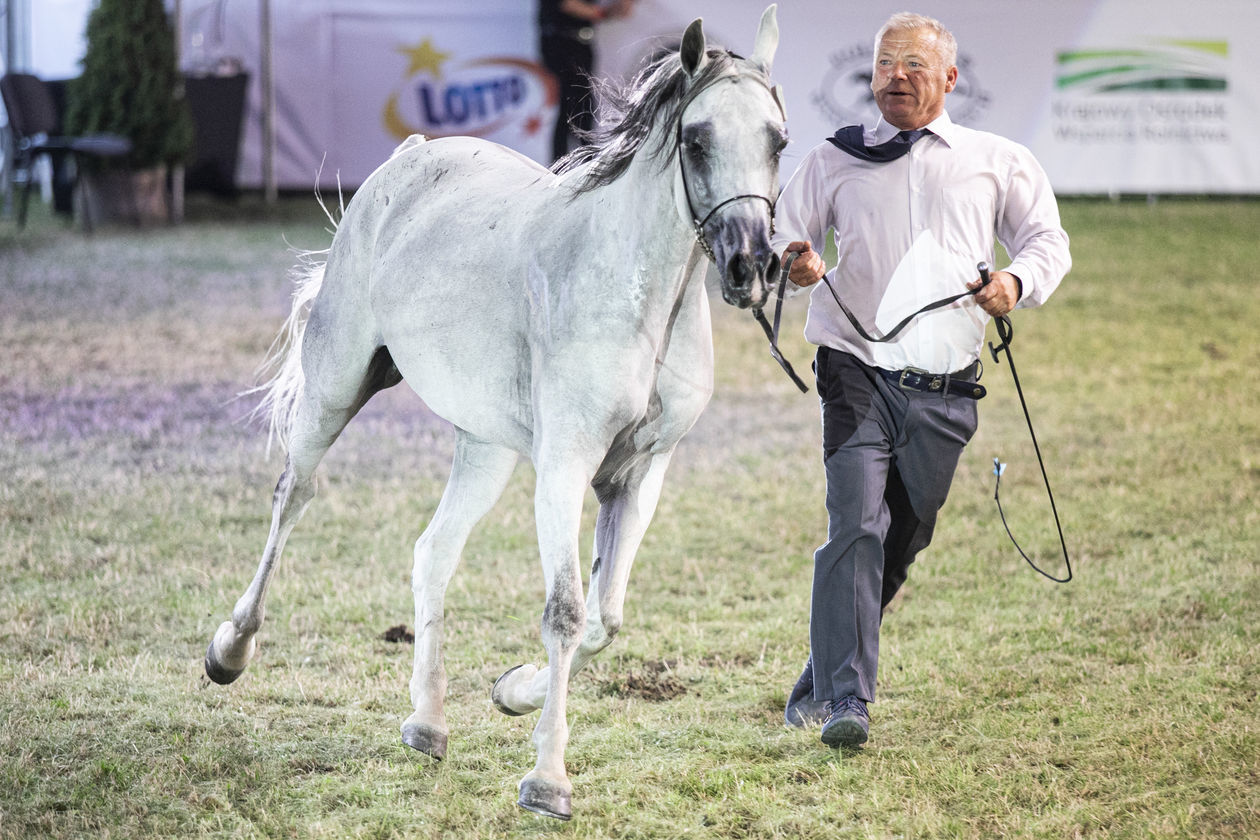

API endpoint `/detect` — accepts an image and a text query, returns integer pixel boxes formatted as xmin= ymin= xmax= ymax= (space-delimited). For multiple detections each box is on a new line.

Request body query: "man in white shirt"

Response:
xmin=773 ymin=12 xmax=1071 ymax=748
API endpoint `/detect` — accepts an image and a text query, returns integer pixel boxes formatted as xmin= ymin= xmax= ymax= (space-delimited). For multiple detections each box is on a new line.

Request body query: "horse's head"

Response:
xmin=676 ymin=6 xmax=786 ymax=310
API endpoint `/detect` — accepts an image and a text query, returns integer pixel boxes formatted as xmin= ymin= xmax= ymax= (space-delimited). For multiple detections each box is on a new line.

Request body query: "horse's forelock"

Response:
xmin=562 ymin=48 xmax=749 ymax=193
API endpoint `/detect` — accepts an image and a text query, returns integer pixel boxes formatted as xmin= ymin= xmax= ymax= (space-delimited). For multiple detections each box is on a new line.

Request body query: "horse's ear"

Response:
xmin=680 ymin=18 xmax=708 ymax=78
xmin=751 ymin=4 xmax=779 ymax=73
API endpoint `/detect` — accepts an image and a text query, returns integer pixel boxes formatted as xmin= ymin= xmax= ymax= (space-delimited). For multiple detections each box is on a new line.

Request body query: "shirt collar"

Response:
xmin=870 ymin=111 xmax=957 ymax=148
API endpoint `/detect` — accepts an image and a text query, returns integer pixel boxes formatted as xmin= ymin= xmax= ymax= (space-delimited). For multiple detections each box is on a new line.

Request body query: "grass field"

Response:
xmin=1 ymin=194 xmax=1257 ymax=839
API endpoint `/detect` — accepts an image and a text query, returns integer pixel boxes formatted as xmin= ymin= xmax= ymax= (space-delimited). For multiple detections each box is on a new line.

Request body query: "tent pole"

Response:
xmin=260 ymin=0 xmax=275 ymax=203
xmin=170 ymin=0 xmax=184 ymax=222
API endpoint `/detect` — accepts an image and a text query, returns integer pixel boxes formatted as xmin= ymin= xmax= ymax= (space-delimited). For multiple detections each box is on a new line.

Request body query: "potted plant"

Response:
xmin=64 ymin=0 xmax=194 ymax=225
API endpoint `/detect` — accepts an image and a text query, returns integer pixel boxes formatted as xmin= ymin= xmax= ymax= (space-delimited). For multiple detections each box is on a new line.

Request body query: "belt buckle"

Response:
xmin=898 ymin=367 xmax=944 ymax=392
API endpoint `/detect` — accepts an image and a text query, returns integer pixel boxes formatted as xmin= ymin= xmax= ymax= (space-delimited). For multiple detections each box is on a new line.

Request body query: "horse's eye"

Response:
xmin=681 ymin=125 xmax=712 ymax=161
xmin=770 ymin=129 xmax=788 ymax=158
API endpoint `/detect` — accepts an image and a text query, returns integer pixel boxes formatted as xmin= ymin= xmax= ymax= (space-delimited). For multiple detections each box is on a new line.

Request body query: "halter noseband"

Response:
xmin=675 ymin=71 xmax=785 ymax=263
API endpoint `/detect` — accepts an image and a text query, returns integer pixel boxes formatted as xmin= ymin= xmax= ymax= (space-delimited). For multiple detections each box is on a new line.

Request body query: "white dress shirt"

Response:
xmin=772 ymin=111 xmax=1071 ymax=374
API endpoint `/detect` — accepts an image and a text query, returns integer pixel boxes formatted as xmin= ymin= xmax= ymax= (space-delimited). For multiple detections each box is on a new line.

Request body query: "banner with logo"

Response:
xmin=599 ymin=0 xmax=1260 ymax=195
xmin=197 ymin=0 xmax=1259 ymax=194
xmin=328 ymin=9 xmax=555 ymax=180
xmin=194 ymin=0 xmax=553 ymax=190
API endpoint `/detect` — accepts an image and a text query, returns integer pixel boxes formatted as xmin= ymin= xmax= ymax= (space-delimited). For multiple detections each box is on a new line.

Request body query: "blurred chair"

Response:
xmin=0 ymin=72 xmax=132 ymax=231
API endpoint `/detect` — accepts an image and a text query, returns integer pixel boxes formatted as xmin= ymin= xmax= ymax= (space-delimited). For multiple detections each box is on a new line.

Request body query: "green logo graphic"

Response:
xmin=1056 ymin=41 xmax=1227 ymax=93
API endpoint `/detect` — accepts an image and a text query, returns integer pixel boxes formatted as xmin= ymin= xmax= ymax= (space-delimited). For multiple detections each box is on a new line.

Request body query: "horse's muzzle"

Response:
xmin=713 ymin=221 xmax=776 ymax=309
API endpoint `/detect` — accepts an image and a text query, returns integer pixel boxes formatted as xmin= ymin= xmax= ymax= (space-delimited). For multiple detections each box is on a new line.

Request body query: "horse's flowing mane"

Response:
xmin=556 ymin=48 xmax=766 ymax=193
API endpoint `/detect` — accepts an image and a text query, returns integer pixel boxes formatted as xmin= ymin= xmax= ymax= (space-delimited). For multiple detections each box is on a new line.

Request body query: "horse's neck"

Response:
xmin=576 ymin=148 xmax=700 ymax=292
xmin=589 ymin=165 xmax=701 ymax=341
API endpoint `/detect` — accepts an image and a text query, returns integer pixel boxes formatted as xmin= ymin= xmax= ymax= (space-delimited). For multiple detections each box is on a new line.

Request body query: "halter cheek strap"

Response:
xmin=675 ymin=71 xmax=784 ymax=263
xmin=676 ymin=68 xmax=808 ymax=392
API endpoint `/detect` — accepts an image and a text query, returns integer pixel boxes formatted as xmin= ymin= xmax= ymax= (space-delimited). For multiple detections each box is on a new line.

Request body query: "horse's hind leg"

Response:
xmin=204 ymin=449 xmax=320 ymax=683
xmin=205 ymin=346 xmax=400 ymax=684
xmin=402 ymin=432 xmax=517 ymax=759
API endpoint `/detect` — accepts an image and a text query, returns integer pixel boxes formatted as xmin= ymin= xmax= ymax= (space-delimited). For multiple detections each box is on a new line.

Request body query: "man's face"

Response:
xmin=871 ymin=26 xmax=958 ymax=130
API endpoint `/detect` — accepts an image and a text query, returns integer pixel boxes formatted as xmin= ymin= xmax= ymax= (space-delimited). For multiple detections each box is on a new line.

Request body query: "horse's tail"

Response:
xmin=248 ymin=253 xmax=325 ymax=456
xmin=246 ymin=186 xmax=346 ymax=456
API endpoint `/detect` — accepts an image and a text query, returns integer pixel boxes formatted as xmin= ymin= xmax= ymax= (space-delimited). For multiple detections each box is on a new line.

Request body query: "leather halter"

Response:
xmin=675 ymin=70 xmax=785 ymax=263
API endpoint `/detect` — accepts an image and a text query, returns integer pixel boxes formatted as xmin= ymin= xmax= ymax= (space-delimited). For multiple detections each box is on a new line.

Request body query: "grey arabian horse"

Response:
xmin=204 ymin=5 xmax=786 ymax=821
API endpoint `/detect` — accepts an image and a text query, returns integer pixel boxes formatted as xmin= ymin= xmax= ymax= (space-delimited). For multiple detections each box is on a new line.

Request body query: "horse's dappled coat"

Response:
xmin=205 ymin=5 xmax=786 ymax=822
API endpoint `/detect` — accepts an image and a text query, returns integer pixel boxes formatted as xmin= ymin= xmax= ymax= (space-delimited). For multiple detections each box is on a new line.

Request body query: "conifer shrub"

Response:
xmin=64 ymin=0 xmax=194 ymax=171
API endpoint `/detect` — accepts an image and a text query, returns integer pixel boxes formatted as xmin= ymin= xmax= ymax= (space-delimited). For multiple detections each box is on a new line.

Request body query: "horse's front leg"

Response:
xmin=491 ymin=449 xmax=672 ymax=815
xmin=514 ymin=459 xmax=590 ymax=821
xmin=493 ymin=442 xmax=660 ymax=686
xmin=578 ymin=450 xmax=673 ymax=666
xmin=491 ymin=444 xmax=675 ymax=709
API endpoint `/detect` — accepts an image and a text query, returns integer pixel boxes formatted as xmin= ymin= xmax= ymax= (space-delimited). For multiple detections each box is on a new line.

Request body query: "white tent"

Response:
xmin=5 ymin=0 xmax=1260 ymax=197
xmin=162 ymin=0 xmax=1260 ymax=194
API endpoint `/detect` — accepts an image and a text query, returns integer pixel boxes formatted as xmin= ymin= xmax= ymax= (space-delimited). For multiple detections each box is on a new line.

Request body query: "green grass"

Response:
xmin=0 ymin=194 xmax=1256 ymax=838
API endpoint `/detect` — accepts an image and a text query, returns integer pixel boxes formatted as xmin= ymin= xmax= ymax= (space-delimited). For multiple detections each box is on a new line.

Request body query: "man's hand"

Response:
xmin=783 ymin=242 xmax=825 ymax=288
xmin=967 ymin=269 xmax=1021 ymax=317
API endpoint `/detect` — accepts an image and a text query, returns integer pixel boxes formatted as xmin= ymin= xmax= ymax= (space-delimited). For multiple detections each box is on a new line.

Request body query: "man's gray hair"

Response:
xmin=874 ymin=12 xmax=958 ymax=68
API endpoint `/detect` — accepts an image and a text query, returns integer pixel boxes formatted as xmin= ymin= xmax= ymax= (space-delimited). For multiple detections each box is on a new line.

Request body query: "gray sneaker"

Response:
xmin=820 ymin=695 xmax=869 ymax=747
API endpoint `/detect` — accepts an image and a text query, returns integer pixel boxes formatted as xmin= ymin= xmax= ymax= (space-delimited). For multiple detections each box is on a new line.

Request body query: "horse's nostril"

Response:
xmin=727 ymin=253 xmax=754 ymax=289
xmin=728 ymin=249 xmax=775 ymax=287
xmin=722 ymin=251 xmax=772 ymax=309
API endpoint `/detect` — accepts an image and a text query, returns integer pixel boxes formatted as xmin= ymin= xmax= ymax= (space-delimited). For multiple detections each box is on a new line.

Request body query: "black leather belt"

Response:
xmin=878 ymin=362 xmax=986 ymax=399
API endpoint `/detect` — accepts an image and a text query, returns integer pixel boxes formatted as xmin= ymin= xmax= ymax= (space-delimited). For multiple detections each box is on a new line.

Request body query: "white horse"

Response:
xmin=204 ymin=6 xmax=785 ymax=821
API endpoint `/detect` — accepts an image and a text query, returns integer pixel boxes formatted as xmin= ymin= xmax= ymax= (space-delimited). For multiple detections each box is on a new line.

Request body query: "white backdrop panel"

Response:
xmin=184 ymin=0 xmax=1258 ymax=194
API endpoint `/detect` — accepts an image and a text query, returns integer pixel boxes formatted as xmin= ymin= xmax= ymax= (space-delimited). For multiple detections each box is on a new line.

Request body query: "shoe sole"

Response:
xmin=821 ymin=716 xmax=869 ymax=748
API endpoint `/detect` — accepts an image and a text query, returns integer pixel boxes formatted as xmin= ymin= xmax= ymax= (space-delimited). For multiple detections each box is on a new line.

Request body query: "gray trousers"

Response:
xmin=811 ymin=347 xmax=979 ymax=704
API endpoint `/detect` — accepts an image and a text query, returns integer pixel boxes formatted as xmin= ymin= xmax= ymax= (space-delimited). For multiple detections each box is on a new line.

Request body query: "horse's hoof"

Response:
xmin=204 ymin=641 xmax=245 ymax=685
xmin=517 ymin=777 xmax=572 ymax=821
xmin=491 ymin=664 xmax=536 ymax=716
xmin=400 ymin=720 xmax=447 ymax=760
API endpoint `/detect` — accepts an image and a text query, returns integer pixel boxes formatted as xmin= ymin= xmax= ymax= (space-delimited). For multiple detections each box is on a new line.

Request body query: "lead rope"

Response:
xmin=822 ymin=266 xmax=978 ymax=344
xmin=980 ymin=263 xmax=1073 ymax=583
xmin=752 ymin=250 xmax=809 ymax=392
xmin=759 ymin=256 xmax=1072 ymax=583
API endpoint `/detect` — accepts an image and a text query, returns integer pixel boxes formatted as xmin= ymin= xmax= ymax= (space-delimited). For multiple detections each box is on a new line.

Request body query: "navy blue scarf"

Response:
xmin=827 ymin=125 xmax=929 ymax=162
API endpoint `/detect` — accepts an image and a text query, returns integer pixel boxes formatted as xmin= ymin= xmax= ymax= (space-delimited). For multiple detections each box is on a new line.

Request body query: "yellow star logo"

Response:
xmin=397 ymin=38 xmax=451 ymax=78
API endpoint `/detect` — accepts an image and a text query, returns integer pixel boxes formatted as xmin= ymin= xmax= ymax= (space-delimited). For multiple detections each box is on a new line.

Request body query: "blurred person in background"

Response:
xmin=538 ymin=0 xmax=635 ymax=163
